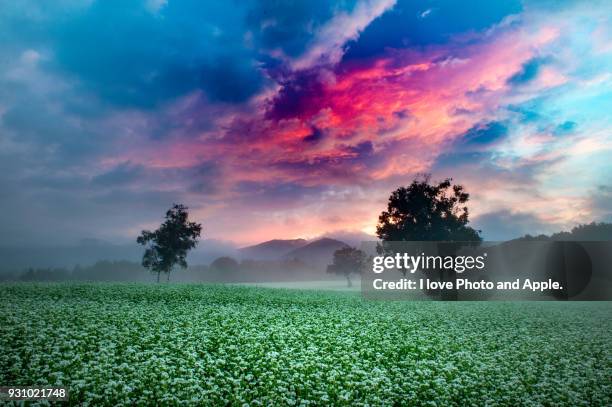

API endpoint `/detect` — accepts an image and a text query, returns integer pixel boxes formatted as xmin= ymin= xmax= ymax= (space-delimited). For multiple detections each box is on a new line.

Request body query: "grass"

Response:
xmin=233 ymin=279 xmax=361 ymax=291
xmin=1 ymin=283 xmax=610 ymax=406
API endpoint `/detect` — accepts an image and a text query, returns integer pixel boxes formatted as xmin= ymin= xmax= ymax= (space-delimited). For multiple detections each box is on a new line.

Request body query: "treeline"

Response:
xmin=0 ymin=261 xmax=150 ymax=282
xmin=516 ymin=222 xmax=612 ymax=241
xmin=0 ymin=257 xmax=330 ymax=283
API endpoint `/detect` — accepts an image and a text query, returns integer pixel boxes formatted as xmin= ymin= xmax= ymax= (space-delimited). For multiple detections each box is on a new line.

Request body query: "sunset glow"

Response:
xmin=0 ymin=0 xmax=611 ymax=245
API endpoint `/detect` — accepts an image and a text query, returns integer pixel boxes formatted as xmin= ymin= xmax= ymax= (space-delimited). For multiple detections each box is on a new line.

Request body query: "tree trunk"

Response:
xmin=156 ymin=271 xmax=160 ymax=283
xmin=442 ymin=269 xmax=458 ymax=301
xmin=346 ymin=274 xmax=352 ymax=288
xmin=440 ymin=243 xmax=459 ymax=301
xmin=167 ymin=271 xmax=170 ymax=282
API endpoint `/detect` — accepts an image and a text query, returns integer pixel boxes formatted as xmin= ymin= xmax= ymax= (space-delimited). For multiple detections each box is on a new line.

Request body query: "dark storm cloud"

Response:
xmin=31 ymin=0 xmax=363 ymax=109
xmin=266 ymin=68 xmax=326 ymax=120
xmin=46 ymin=0 xmax=264 ymax=107
xmin=199 ymin=57 xmax=264 ymax=103
xmin=2 ymin=1 xmax=360 ymax=111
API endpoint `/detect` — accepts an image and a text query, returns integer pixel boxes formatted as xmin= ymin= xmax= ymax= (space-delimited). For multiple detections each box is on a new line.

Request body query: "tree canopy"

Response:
xmin=376 ymin=176 xmax=481 ymax=242
xmin=137 ymin=204 xmax=202 ymax=282
xmin=210 ymin=256 xmax=240 ymax=273
xmin=327 ymin=247 xmax=368 ymax=287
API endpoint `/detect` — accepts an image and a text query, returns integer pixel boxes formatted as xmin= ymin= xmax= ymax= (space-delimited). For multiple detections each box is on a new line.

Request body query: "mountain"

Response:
xmin=190 ymin=239 xmax=239 ymax=264
xmin=320 ymin=230 xmax=377 ymax=247
xmin=239 ymin=238 xmax=308 ymax=260
xmin=283 ymin=238 xmax=350 ymax=269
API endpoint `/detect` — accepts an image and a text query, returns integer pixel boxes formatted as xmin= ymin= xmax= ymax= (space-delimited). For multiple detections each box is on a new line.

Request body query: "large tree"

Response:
xmin=376 ymin=176 xmax=481 ymax=242
xmin=137 ymin=204 xmax=202 ymax=282
xmin=376 ymin=176 xmax=481 ymax=299
xmin=327 ymin=247 xmax=368 ymax=287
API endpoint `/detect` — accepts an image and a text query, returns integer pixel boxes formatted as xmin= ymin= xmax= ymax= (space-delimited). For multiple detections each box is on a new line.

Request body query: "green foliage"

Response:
xmin=1 ymin=283 xmax=610 ymax=406
xmin=137 ymin=204 xmax=202 ymax=281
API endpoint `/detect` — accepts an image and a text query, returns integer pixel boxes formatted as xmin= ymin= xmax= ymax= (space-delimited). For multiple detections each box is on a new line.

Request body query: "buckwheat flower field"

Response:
xmin=1 ymin=283 xmax=610 ymax=406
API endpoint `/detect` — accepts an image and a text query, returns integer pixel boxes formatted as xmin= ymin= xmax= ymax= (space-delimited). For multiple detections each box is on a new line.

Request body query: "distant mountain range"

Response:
xmin=239 ymin=238 xmax=308 ymax=260
xmin=283 ymin=238 xmax=350 ymax=269
xmin=239 ymin=237 xmax=350 ymax=269
xmin=0 ymin=233 xmax=374 ymax=273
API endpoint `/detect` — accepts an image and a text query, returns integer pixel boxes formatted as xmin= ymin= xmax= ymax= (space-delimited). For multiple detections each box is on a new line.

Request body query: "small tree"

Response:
xmin=137 ymin=204 xmax=202 ymax=282
xmin=327 ymin=247 xmax=368 ymax=287
xmin=210 ymin=256 xmax=240 ymax=273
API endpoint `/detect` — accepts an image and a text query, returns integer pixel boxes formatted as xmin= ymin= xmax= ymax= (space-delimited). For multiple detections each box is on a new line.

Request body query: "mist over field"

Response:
xmin=0 ymin=236 xmax=355 ymax=286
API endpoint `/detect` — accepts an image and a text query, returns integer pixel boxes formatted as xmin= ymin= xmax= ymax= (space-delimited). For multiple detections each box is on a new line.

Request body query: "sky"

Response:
xmin=0 ymin=0 xmax=611 ymax=247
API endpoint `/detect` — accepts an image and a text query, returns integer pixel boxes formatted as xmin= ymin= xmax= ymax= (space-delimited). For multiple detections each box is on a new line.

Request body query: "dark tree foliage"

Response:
xmin=327 ymin=247 xmax=368 ymax=287
xmin=376 ymin=175 xmax=481 ymax=242
xmin=376 ymin=176 xmax=481 ymax=299
xmin=137 ymin=204 xmax=202 ymax=282
xmin=517 ymin=222 xmax=612 ymax=241
xmin=549 ymin=222 xmax=612 ymax=241
xmin=210 ymin=256 xmax=240 ymax=273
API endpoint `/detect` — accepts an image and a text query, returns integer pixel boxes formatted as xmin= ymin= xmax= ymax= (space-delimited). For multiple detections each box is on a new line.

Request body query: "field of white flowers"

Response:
xmin=0 ymin=283 xmax=610 ymax=406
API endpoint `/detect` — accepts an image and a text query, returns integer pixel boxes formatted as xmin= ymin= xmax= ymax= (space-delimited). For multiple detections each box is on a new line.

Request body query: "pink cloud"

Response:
xmin=105 ymin=17 xmax=585 ymax=243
